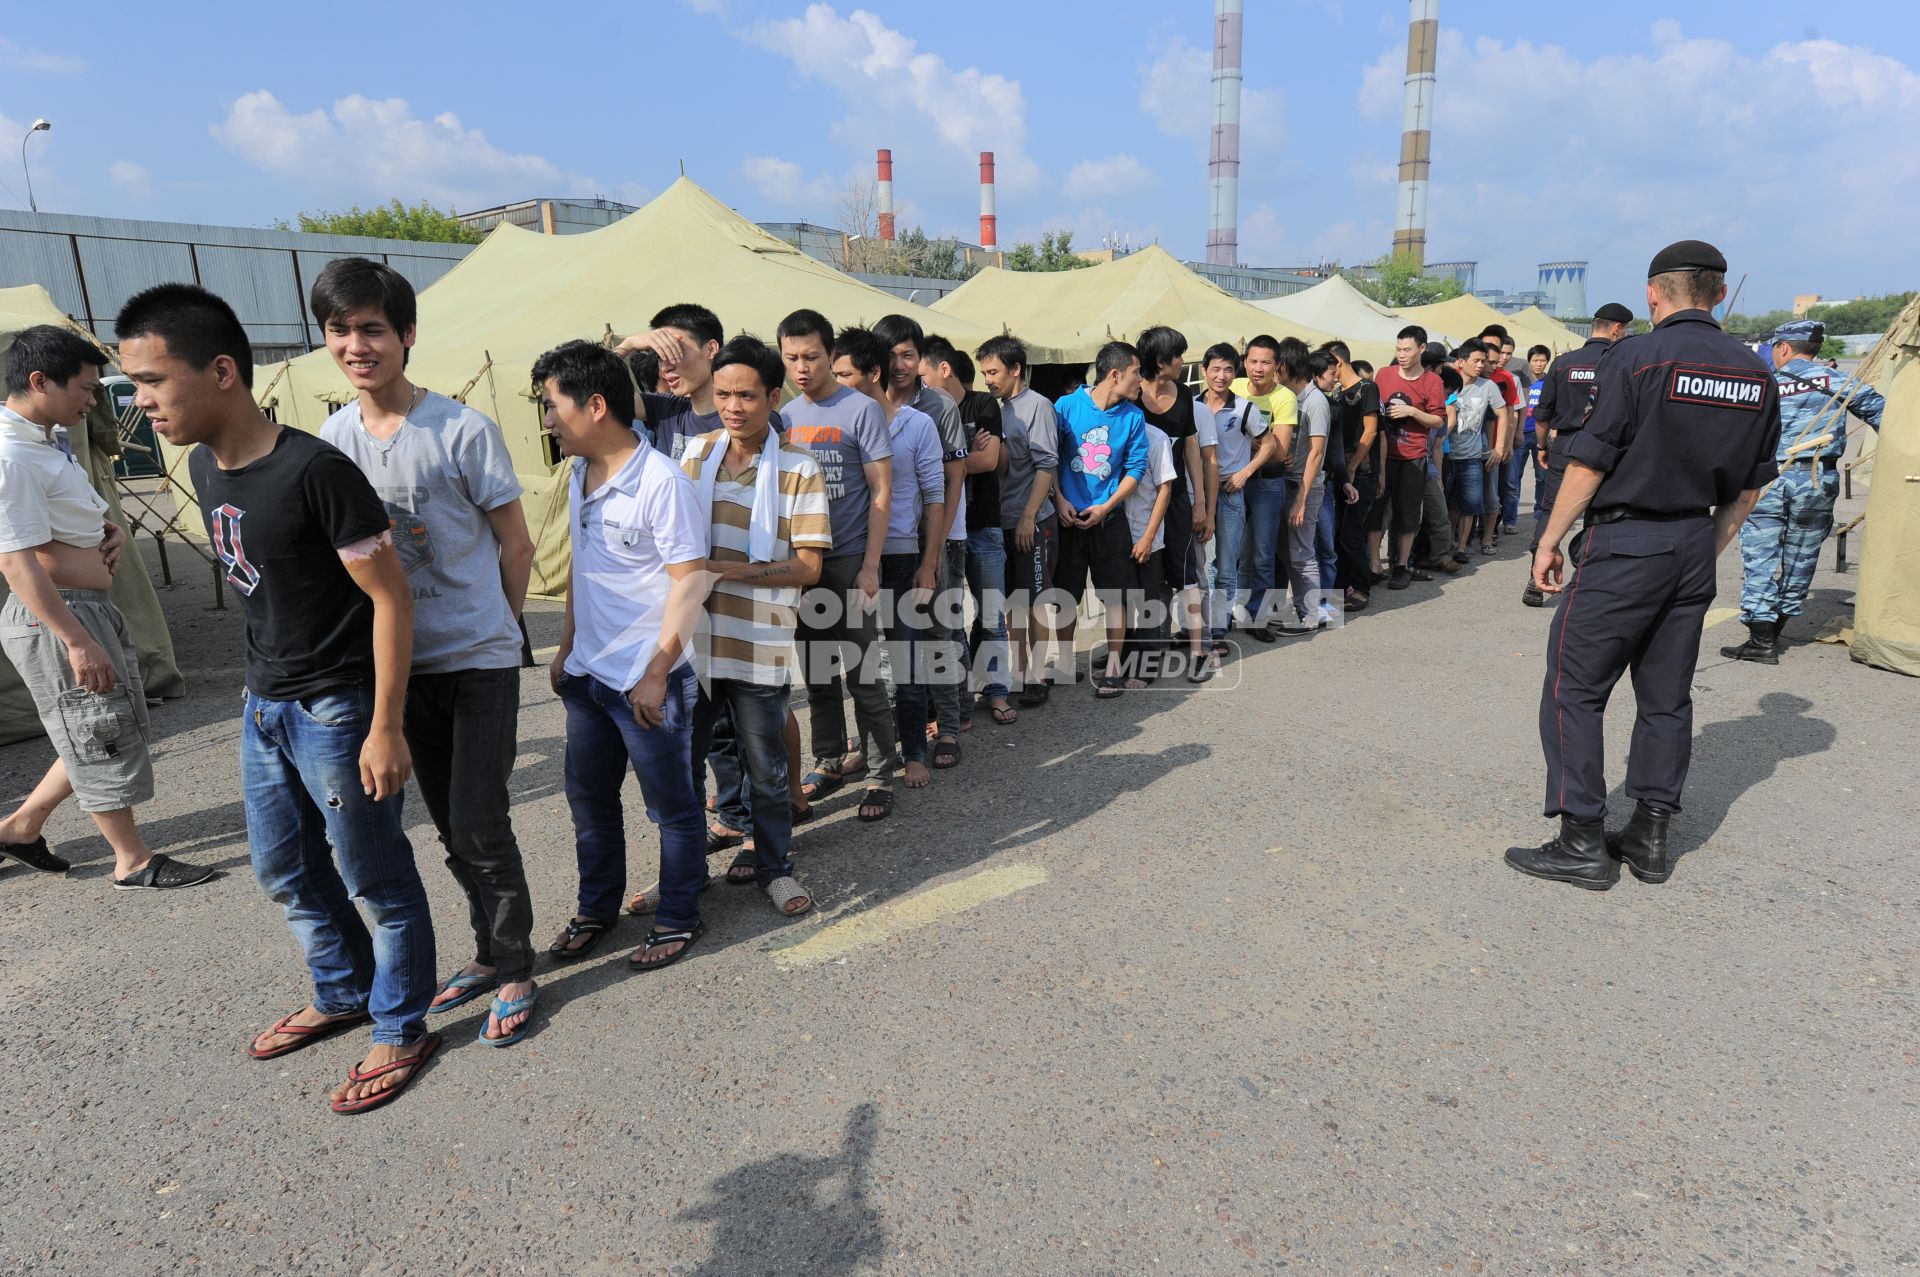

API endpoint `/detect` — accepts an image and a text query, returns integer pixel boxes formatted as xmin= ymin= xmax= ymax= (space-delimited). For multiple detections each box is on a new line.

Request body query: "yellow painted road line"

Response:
xmin=1702 ymin=607 xmax=1740 ymax=631
xmin=770 ymin=863 xmax=1049 ymax=969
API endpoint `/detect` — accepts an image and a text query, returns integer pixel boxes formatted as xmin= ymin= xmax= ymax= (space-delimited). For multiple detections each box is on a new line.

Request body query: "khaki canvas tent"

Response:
xmin=1252 ymin=274 xmax=1408 ymax=350
xmin=930 ymin=246 xmax=1388 ymax=368
xmin=189 ymin=177 xmax=1000 ymax=597
xmin=1397 ymin=293 xmax=1581 ymax=354
xmin=0 ymin=285 xmax=185 ymax=746
xmin=1849 ymin=295 xmax=1920 ymax=676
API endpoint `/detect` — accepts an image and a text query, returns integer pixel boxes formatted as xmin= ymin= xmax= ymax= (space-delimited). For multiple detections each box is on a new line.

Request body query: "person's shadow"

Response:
xmin=1609 ymin=691 xmax=1836 ymax=869
xmin=677 ymin=1101 xmax=884 ymax=1277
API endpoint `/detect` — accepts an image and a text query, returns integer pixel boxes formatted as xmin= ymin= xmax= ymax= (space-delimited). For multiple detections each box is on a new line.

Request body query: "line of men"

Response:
xmin=1 ymin=252 xmax=1875 ymax=1114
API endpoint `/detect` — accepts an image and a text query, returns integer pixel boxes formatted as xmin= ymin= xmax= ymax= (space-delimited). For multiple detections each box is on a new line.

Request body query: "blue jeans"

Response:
xmin=1500 ymin=436 xmax=1533 ymax=526
xmin=691 ymin=679 xmax=796 ymax=882
xmin=243 ymin=685 xmax=435 ymax=1047
xmin=1208 ymin=489 xmax=1246 ymax=636
xmin=558 ymin=665 xmax=705 ymax=930
xmin=1244 ymin=474 xmax=1289 ymax=622
xmin=966 ymin=526 xmax=1010 ymax=699
xmin=928 ymin=540 xmax=970 ymax=737
xmin=882 ymin=553 xmax=933 ymax=765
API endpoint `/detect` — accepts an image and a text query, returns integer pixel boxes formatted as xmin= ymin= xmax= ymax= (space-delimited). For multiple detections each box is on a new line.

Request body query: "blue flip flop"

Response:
xmin=479 ymin=987 xmax=539 ymax=1048
xmin=429 ymin=971 xmax=498 ymax=1014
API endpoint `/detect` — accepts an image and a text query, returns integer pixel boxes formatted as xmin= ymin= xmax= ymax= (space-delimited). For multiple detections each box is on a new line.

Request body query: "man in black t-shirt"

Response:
xmin=117 ymin=284 xmax=439 ymax=1116
xmin=1321 ymin=341 xmax=1382 ymax=610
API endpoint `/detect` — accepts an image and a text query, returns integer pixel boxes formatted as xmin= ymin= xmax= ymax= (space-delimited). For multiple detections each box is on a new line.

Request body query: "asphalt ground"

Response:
xmin=2 ymin=475 xmax=1915 ymax=1276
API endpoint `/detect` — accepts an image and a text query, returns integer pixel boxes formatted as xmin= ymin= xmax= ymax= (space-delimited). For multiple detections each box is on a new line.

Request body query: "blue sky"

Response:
xmin=4 ymin=1 xmax=1916 ymax=314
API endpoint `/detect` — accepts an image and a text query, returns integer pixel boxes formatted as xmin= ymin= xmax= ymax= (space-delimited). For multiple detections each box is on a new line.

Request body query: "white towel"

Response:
xmin=692 ymin=429 xmax=781 ymax=562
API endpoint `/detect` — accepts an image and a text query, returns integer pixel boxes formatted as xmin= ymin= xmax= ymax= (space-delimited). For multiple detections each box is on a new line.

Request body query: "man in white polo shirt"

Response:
xmin=536 ymin=341 xmax=712 ymax=974
xmin=0 ymin=324 xmax=213 ymax=890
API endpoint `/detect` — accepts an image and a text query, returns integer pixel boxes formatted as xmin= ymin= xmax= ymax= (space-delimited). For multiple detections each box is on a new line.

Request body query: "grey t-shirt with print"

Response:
xmin=1451 ymin=379 xmax=1504 ymax=460
xmin=781 ymin=385 xmax=894 ymax=560
xmin=320 ymin=391 xmax=525 ymax=674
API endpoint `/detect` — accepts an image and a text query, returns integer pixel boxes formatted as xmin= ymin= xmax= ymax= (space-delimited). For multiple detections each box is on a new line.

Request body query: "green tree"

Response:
xmin=886 ymin=226 xmax=979 ymax=281
xmin=1807 ymin=292 xmax=1914 ymax=336
xmin=275 ymin=198 xmax=484 ymax=244
xmin=1005 ymin=230 xmax=1093 ymax=272
xmin=1344 ymin=253 xmax=1465 ymax=308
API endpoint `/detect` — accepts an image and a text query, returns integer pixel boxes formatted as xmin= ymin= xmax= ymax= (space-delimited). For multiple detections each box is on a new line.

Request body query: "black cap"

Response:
xmin=1647 ymin=239 xmax=1727 ymax=278
xmin=1593 ymin=302 xmax=1633 ymax=324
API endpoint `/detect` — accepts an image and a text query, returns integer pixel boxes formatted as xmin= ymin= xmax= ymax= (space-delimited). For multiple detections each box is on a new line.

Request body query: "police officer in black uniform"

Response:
xmin=1522 ymin=301 xmax=1633 ymax=607
xmin=1506 ymin=241 xmax=1782 ymax=890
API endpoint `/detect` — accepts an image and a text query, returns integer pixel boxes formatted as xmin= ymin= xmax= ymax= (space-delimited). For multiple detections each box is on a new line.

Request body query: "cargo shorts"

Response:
xmin=0 ymin=588 xmax=155 ymax=811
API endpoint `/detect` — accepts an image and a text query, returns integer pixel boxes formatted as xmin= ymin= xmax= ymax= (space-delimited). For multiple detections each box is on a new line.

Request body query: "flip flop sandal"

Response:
xmin=1016 ymin=682 xmax=1052 ymax=707
xmin=707 ymin=824 xmax=746 ymax=853
xmin=986 ymin=702 xmax=1019 ymax=725
xmin=628 ymin=920 xmax=706 ymax=972
xmin=113 ymin=853 xmax=217 ymax=891
xmin=1187 ymin=658 xmax=1216 ymax=684
xmin=931 ymin=739 xmax=961 ymax=769
xmin=478 ymin=988 xmax=540 ymax=1048
xmin=427 ymin=971 xmax=499 ymax=1014
xmin=725 ymin=848 xmax=759 ymax=886
xmin=1094 ymin=677 xmax=1125 ymax=699
xmin=629 ymin=875 xmax=715 ymax=914
xmin=766 ymin=875 xmax=813 ymax=917
xmin=247 ymin=1008 xmax=372 ymax=1060
xmin=790 ymin=803 xmax=817 ymax=827
xmin=800 ymin=759 xmax=867 ymax=801
xmin=857 ymin=788 xmax=894 ymax=823
xmin=547 ymin=916 xmax=612 ymax=961
xmin=330 ymin=1033 xmax=443 ymax=1115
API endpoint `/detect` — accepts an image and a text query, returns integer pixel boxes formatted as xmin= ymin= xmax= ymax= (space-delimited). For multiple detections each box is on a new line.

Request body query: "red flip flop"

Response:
xmin=246 ymin=1008 xmax=371 ymax=1061
xmin=330 ymin=1032 xmax=443 ymax=1115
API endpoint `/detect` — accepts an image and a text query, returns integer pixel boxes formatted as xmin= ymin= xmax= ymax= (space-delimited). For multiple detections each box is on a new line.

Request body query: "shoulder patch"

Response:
xmin=1667 ymin=366 xmax=1767 ymax=410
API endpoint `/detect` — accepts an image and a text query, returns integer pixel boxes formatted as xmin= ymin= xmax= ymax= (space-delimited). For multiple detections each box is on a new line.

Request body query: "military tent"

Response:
xmin=930 ymin=246 xmax=1386 ymax=367
xmin=1849 ymin=295 xmax=1920 ymax=676
xmin=1506 ymin=304 xmax=1585 ymax=353
xmin=0 ymin=285 xmax=185 ymax=746
xmin=1252 ymin=274 xmax=1408 ymax=350
xmin=178 ymin=177 xmax=1001 ymax=597
xmin=1397 ymin=293 xmax=1580 ymax=354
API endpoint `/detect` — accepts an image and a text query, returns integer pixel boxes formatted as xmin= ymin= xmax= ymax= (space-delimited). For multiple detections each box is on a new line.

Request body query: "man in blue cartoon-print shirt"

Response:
xmin=1049 ymin=341 xmax=1150 ymax=697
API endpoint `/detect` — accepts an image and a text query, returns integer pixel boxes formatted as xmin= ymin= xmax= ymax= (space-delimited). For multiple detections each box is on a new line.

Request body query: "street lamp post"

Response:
xmin=22 ymin=118 xmax=50 ymax=213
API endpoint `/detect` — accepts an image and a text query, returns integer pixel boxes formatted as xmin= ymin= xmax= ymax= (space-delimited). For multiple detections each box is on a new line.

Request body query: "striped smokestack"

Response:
xmin=978 ymin=152 xmax=998 ymax=249
xmin=876 ymin=148 xmax=896 ymax=241
xmin=1393 ymin=0 xmax=1437 ymax=266
xmin=1207 ymin=0 xmax=1243 ymax=267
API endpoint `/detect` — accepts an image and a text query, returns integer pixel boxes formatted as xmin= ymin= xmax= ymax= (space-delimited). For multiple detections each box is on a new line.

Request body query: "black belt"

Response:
xmin=1586 ymin=506 xmax=1709 ymax=525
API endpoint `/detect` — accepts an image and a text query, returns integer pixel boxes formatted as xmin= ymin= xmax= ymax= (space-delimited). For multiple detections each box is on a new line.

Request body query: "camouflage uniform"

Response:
xmin=1735 ymin=330 xmax=1883 ymax=627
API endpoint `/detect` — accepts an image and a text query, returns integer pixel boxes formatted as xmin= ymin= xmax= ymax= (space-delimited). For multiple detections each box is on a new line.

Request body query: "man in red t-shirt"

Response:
xmin=1380 ymin=326 xmax=1448 ymax=590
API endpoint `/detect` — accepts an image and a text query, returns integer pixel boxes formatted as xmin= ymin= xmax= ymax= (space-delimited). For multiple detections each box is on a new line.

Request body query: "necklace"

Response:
xmin=359 ymin=386 xmax=424 ymax=467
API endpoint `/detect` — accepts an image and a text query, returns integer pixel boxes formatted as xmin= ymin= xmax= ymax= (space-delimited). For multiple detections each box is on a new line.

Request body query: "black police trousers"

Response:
xmin=1540 ymin=513 xmax=1716 ymax=823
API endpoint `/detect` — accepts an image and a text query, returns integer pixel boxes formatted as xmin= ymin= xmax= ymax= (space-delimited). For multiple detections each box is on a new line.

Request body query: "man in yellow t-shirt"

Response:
xmin=1230 ymin=335 xmax=1298 ymax=636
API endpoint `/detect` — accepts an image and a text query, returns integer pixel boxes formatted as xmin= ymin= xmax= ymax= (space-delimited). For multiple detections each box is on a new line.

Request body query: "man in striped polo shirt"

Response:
xmin=682 ymin=336 xmax=832 ymax=918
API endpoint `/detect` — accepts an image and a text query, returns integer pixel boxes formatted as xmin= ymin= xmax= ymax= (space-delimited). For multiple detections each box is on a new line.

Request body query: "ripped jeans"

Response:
xmin=242 ymin=685 xmax=436 ymax=1047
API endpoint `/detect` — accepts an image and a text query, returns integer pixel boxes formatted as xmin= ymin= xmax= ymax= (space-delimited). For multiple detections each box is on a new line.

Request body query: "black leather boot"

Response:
xmin=1504 ymin=816 xmax=1617 ymax=890
xmin=1720 ymin=620 xmax=1779 ymax=664
xmin=1609 ymin=801 xmax=1674 ymax=884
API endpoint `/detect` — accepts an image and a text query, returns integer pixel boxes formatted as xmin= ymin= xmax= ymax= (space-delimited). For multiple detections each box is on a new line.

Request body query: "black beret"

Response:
xmin=1593 ymin=302 xmax=1633 ymax=323
xmin=1647 ymin=239 xmax=1727 ymax=277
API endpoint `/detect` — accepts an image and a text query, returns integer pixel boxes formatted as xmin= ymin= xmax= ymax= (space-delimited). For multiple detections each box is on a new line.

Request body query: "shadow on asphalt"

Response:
xmin=675 ymin=1101 xmax=884 ymax=1277
xmin=1606 ymin=691 xmax=1835 ymax=868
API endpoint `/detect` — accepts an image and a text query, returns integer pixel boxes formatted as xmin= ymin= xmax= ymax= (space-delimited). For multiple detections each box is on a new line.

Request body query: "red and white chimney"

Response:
xmin=876 ymin=148 xmax=896 ymax=242
xmin=978 ymin=151 xmax=998 ymax=249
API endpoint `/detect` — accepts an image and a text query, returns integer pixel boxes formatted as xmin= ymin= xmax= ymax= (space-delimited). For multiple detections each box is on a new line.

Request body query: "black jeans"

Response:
xmin=1335 ymin=468 xmax=1377 ymax=591
xmin=404 ymin=666 xmax=535 ymax=984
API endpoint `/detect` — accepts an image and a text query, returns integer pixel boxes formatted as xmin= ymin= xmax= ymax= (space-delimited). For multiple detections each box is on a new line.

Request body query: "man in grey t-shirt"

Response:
xmin=975 ymin=336 xmax=1060 ymax=705
xmin=1445 ymin=341 xmax=1511 ymax=557
xmin=312 ymin=256 xmax=541 ymax=1046
xmin=776 ymin=309 xmax=900 ymax=814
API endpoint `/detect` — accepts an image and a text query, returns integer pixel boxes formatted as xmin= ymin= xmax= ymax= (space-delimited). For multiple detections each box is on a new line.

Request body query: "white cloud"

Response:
xmin=212 ymin=91 xmax=597 ymax=210
xmin=1354 ymin=24 xmax=1920 ymax=306
xmin=0 ymin=37 xmax=84 ymax=74
xmin=1063 ymin=154 xmax=1157 ymax=203
xmin=108 ymin=161 xmax=152 ymax=200
xmin=745 ymin=5 xmax=1042 ymax=201
xmin=740 ymin=154 xmax=839 ymax=210
xmin=1139 ymin=41 xmax=1286 ymax=155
